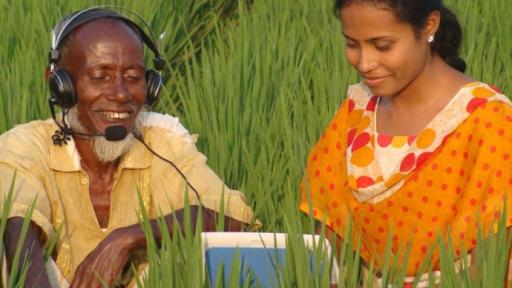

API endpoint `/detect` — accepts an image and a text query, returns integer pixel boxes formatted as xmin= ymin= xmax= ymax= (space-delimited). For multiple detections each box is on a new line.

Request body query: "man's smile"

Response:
xmin=96 ymin=111 xmax=131 ymax=120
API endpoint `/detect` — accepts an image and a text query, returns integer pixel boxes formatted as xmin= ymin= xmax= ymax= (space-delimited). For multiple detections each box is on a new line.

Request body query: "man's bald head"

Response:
xmin=57 ymin=17 xmax=143 ymax=68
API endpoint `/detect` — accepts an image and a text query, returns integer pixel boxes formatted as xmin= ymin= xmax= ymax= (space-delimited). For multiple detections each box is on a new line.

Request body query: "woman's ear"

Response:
xmin=424 ymin=10 xmax=441 ymax=40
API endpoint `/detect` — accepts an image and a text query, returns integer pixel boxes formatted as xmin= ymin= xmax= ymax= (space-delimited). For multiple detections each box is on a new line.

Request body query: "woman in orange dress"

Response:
xmin=299 ymin=0 xmax=512 ymax=285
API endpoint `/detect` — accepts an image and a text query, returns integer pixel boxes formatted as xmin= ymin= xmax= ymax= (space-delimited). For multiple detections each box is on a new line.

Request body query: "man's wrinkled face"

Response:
xmin=62 ymin=18 xmax=147 ymax=136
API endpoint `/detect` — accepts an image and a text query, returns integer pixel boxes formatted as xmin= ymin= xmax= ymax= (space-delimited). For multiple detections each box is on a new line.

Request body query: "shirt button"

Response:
xmin=81 ymin=177 xmax=88 ymax=185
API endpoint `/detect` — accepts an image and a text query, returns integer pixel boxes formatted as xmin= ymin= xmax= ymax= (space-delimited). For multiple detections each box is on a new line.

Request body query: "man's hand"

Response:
xmin=70 ymin=227 xmax=136 ymax=288
xmin=70 ymin=206 xmax=245 ymax=287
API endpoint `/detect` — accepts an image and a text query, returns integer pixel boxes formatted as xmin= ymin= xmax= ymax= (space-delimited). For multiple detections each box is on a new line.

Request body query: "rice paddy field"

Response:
xmin=1 ymin=0 xmax=511 ymax=287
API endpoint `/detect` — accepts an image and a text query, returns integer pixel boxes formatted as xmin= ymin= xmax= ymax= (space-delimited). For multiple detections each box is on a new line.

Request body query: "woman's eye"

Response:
xmin=375 ymin=43 xmax=391 ymax=52
xmin=345 ymin=40 xmax=358 ymax=48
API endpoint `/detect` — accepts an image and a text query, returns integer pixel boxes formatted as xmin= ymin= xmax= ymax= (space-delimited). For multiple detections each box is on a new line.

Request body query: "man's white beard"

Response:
xmin=66 ymin=106 xmax=143 ymax=163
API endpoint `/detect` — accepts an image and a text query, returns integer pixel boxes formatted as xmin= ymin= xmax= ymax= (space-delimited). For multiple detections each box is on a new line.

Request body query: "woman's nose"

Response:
xmin=357 ymin=49 xmax=378 ymax=73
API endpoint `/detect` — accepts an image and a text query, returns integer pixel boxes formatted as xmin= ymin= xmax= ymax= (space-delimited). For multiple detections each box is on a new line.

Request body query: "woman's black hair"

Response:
xmin=334 ymin=0 xmax=466 ymax=72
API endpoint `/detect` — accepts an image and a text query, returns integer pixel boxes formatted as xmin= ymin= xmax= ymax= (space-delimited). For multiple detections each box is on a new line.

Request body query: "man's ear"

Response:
xmin=44 ymin=66 xmax=51 ymax=80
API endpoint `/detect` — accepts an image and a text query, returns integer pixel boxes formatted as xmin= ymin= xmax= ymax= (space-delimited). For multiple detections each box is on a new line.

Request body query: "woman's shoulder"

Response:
xmin=463 ymin=81 xmax=508 ymax=97
xmin=460 ymin=82 xmax=512 ymax=134
xmin=460 ymin=81 xmax=511 ymax=111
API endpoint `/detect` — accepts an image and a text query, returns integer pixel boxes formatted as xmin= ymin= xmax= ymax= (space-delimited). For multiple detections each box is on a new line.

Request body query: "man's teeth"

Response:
xmin=99 ymin=111 xmax=130 ymax=119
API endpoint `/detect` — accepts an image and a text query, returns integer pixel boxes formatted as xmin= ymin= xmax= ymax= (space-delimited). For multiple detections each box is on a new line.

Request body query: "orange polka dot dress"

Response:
xmin=299 ymin=82 xmax=512 ymax=275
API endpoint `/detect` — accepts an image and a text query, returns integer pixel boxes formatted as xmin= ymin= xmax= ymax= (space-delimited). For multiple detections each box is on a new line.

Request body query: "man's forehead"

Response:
xmin=72 ymin=18 xmax=143 ymax=44
xmin=60 ymin=18 xmax=145 ymax=68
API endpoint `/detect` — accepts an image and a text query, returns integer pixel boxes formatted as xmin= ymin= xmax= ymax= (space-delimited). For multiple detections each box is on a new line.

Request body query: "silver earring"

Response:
xmin=427 ymin=35 xmax=435 ymax=44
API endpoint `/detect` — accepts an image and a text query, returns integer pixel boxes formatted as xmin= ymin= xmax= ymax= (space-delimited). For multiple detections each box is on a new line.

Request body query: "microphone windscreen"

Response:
xmin=105 ymin=125 xmax=128 ymax=141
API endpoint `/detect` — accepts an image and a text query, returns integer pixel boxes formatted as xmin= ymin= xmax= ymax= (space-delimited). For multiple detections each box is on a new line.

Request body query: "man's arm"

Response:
xmin=4 ymin=217 xmax=52 ymax=288
xmin=70 ymin=206 xmax=245 ymax=288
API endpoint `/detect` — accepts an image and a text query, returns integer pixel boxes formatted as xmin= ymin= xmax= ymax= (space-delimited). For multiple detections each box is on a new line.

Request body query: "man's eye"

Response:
xmin=126 ymin=74 xmax=142 ymax=81
xmin=90 ymin=74 xmax=107 ymax=80
xmin=124 ymin=70 xmax=143 ymax=81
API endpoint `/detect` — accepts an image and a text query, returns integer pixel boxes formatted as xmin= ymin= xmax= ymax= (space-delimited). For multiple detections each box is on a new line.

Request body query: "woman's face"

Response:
xmin=340 ymin=3 xmax=431 ymax=97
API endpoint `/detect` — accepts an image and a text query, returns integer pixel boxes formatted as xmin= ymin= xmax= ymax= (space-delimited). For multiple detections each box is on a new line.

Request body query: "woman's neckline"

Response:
xmin=373 ymin=81 xmax=480 ymax=137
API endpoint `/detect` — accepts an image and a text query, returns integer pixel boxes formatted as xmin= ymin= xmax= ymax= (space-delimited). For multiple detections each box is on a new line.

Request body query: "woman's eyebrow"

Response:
xmin=342 ymin=32 xmax=394 ymax=42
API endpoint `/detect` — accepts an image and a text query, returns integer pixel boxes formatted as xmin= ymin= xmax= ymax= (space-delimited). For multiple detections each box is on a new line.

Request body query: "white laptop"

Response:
xmin=201 ymin=232 xmax=339 ymax=287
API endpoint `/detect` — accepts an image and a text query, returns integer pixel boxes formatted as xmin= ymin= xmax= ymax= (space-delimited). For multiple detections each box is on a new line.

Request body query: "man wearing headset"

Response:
xmin=1 ymin=8 xmax=256 ymax=287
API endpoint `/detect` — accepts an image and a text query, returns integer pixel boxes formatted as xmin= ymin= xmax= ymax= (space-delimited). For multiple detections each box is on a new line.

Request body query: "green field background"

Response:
xmin=2 ymin=0 xmax=509 ymax=230
xmin=1 ymin=0 xmax=511 ymax=286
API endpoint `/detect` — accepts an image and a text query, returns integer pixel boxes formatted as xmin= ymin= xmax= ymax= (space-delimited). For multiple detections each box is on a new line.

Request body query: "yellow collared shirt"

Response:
xmin=0 ymin=112 xmax=256 ymax=281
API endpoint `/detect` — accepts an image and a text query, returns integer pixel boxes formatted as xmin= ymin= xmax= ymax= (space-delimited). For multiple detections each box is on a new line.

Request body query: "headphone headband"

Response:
xmin=49 ymin=6 xmax=164 ymax=71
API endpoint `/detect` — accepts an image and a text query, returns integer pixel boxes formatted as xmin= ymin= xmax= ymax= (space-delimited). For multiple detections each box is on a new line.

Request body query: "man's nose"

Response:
xmin=110 ymin=75 xmax=131 ymax=102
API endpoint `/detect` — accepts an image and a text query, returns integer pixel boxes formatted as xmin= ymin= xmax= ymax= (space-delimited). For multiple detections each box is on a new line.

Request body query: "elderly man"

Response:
xmin=1 ymin=8 xmax=256 ymax=287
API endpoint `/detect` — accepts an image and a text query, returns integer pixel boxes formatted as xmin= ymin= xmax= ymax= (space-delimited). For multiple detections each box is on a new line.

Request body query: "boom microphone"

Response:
xmin=50 ymin=118 xmax=129 ymax=145
xmin=49 ymin=99 xmax=129 ymax=145
xmin=52 ymin=122 xmax=128 ymax=144
xmin=104 ymin=125 xmax=128 ymax=141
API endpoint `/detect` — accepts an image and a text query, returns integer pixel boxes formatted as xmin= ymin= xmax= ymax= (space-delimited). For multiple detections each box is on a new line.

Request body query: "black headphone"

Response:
xmin=48 ymin=6 xmax=166 ymax=110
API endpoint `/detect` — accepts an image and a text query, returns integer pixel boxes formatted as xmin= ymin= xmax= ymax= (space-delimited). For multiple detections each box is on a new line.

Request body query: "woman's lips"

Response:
xmin=363 ymin=76 xmax=388 ymax=86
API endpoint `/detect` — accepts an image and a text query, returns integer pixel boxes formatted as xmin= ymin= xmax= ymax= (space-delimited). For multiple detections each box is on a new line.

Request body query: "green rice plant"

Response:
xmin=133 ymin=189 xmax=340 ymax=287
xmin=0 ymin=173 xmax=17 ymax=279
xmin=168 ymin=0 xmax=353 ymax=230
xmin=472 ymin=208 xmax=512 ymax=287
xmin=275 ymin=195 xmax=334 ymax=288
xmin=168 ymin=0 xmax=511 ymax=234
xmin=135 ymin=189 xmax=204 ymax=288
xmin=452 ymin=0 xmax=512 ymax=94
xmin=431 ymin=208 xmax=512 ymax=288
xmin=0 ymin=173 xmax=32 ymax=287
xmin=1 ymin=183 xmax=511 ymax=287
xmin=1 ymin=0 xmax=512 ymax=286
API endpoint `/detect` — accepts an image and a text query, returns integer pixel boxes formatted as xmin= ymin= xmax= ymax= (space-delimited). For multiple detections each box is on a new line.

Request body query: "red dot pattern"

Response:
xmin=300 ymin=83 xmax=512 ymax=276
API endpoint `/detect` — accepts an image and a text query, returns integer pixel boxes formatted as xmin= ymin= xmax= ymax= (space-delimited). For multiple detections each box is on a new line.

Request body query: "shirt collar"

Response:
xmin=48 ymin=131 xmax=152 ymax=172
xmin=118 ymin=138 xmax=152 ymax=169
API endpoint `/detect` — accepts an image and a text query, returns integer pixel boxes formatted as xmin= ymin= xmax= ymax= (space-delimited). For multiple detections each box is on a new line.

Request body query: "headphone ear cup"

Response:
xmin=49 ymin=69 xmax=76 ymax=109
xmin=145 ymin=69 xmax=162 ymax=106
